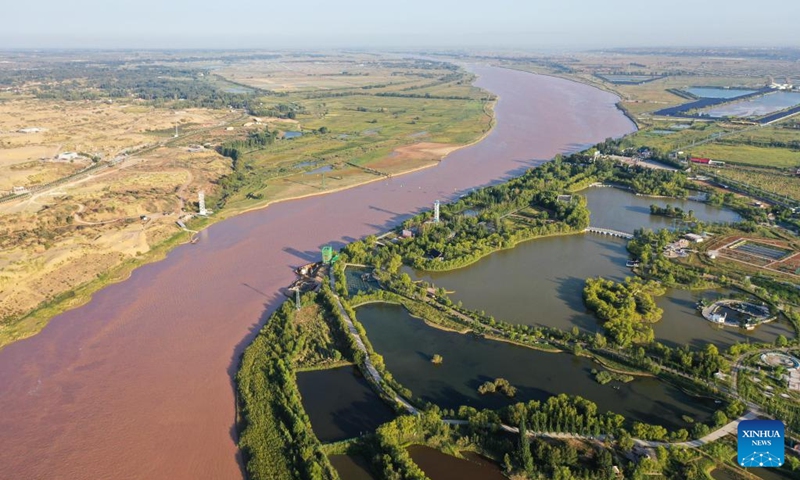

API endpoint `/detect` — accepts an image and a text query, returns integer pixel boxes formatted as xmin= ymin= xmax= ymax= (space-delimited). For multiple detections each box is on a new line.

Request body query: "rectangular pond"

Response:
xmin=599 ymin=74 xmax=661 ymax=84
xmin=686 ymin=87 xmax=758 ymax=99
xmin=703 ymin=92 xmax=800 ymax=118
xmin=296 ymin=365 xmax=396 ymax=442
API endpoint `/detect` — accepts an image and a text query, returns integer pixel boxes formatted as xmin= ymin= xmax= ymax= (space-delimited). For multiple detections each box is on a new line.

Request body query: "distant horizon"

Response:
xmin=3 ymin=0 xmax=798 ymax=50
xmin=1 ymin=45 xmax=799 ymax=54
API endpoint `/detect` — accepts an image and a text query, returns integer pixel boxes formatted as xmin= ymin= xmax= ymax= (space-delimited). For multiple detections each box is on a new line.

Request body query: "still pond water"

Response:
xmin=686 ymin=87 xmax=757 ymax=99
xmin=356 ymin=303 xmax=716 ymax=430
xmin=297 ymin=365 xmax=395 ymax=442
xmin=704 ymin=92 xmax=800 ymax=118
xmin=407 ymin=446 xmax=506 ymax=480
xmin=407 ymin=187 xmax=791 ymax=349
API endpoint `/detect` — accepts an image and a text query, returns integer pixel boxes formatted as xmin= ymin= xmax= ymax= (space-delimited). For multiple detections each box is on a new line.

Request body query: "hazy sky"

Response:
xmin=2 ymin=0 xmax=799 ymax=49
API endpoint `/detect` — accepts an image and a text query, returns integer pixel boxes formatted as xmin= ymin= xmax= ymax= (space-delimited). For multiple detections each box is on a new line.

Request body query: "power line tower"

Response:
xmin=198 ymin=191 xmax=207 ymax=216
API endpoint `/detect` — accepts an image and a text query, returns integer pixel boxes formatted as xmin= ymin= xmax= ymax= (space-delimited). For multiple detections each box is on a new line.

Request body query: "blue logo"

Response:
xmin=738 ymin=419 xmax=784 ymax=468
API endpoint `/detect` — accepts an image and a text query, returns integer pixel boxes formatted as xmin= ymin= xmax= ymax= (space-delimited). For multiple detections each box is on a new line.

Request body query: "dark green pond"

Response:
xmin=407 ymin=445 xmax=507 ymax=480
xmin=329 ymin=454 xmax=378 ymax=480
xmin=296 ymin=365 xmax=396 ymax=442
xmin=356 ymin=303 xmax=716 ymax=430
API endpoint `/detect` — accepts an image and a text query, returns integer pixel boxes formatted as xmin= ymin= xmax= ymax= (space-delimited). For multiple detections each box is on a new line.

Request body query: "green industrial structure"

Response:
xmin=321 ymin=246 xmax=333 ymax=264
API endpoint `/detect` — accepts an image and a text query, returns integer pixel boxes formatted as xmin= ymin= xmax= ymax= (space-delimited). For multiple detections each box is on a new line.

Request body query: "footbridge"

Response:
xmin=584 ymin=227 xmax=634 ymax=240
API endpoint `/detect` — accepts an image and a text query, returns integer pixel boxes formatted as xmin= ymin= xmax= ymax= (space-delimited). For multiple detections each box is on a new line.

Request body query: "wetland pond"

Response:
xmin=297 ymin=365 xmax=396 ymax=442
xmin=356 ymin=303 xmax=716 ymax=430
xmin=406 ymin=187 xmax=791 ymax=349
xmin=584 ymin=187 xmax=741 ymax=233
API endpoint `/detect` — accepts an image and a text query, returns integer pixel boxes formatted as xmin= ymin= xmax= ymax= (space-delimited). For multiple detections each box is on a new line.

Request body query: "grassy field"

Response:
xmin=203 ymin=58 xmax=493 ymax=215
xmin=686 ymin=143 xmax=800 ymax=168
xmin=619 ymin=121 xmax=733 ymax=152
xmin=720 ymin=123 xmax=800 ymax=144
xmin=707 ymin=166 xmax=800 ymax=202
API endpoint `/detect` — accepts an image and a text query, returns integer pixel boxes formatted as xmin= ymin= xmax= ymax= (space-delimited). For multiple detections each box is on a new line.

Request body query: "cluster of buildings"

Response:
xmin=769 ymin=82 xmax=795 ymax=91
xmin=664 ymin=233 xmax=706 ymax=258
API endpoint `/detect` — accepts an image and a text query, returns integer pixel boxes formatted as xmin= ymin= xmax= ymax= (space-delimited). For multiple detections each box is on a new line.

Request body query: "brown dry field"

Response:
xmin=0 ymin=97 xmax=236 ymax=327
xmin=0 ymin=98 xmax=233 ymax=191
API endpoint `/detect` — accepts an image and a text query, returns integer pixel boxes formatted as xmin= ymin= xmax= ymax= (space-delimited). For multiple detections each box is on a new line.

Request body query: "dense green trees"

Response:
xmin=478 ymin=378 xmax=517 ymax=397
xmin=612 ymin=167 xmax=691 ymax=198
xmin=627 ymin=229 xmax=710 ymax=288
xmin=649 ymin=204 xmax=695 ymax=220
xmin=583 ymin=277 xmax=666 ymax=347
xmin=212 ymin=128 xmax=278 ymax=207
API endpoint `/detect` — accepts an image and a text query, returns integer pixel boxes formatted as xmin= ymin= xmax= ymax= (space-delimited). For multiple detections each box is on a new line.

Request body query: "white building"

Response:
xmin=684 ymin=233 xmax=704 ymax=243
xmin=57 ymin=152 xmax=81 ymax=161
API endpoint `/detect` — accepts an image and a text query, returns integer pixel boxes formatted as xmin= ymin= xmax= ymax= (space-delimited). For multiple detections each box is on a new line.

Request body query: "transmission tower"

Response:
xmin=198 ymin=191 xmax=207 ymax=216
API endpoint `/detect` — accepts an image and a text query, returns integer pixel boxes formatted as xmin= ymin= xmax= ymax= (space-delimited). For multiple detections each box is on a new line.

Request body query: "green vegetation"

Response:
xmin=234 ymin=140 xmax=793 ymax=478
xmin=701 ymin=164 xmax=800 ymax=203
xmin=237 ymin=297 xmax=340 ymax=480
xmin=650 ymin=204 xmax=695 ymax=220
xmin=343 ymin=158 xmax=596 ymax=271
xmin=689 ymin=142 xmax=800 ymax=168
xmin=583 ymin=277 xmax=666 ymax=347
xmin=292 ymin=303 xmax=348 ymax=370
xmin=591 ymin=369 xmax=634 ymax=385
xmin=477 ymin=378 xmax=517 ymax=397
xmin=366 ymin=413 xmax=450 ymax=480
xmin=627 ymin=229 xmax=715 ymax=288
xmin=10 ymin=62 xmax=264 ymax=108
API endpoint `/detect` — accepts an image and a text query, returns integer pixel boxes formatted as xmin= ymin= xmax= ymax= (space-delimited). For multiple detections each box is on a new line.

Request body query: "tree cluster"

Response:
xmin=583 ymin=277 xmax=666 ymax=347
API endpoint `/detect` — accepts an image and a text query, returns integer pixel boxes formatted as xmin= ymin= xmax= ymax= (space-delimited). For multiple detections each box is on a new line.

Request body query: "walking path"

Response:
xmin=329 ymin=271 xmax=759 ymax=449
xmin=330 ymin=272 xmax=417 ymax=414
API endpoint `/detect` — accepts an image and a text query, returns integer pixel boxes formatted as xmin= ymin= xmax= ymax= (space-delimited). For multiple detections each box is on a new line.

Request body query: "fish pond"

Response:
xmin=703 ymin=92 xmax=800 ymax=118
xmin=686 ymin=87 xmax=758 ymax=99
xmin=297 ymin=365 xmax=396 ymax=442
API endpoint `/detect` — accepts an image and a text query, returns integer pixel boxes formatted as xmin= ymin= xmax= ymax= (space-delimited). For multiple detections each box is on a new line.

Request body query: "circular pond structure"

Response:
xmin=760 ymin=352 xmax=800 ymax=370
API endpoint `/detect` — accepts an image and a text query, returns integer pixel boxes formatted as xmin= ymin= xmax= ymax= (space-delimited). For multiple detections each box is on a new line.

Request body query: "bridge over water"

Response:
xmin=584 ymin=227 xmax=634 ymax=240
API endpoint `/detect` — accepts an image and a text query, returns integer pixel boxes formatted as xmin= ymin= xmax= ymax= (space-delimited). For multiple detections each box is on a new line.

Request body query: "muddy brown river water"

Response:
xmin=0 ymin=66 xmax=634 ymax=479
